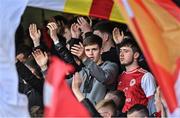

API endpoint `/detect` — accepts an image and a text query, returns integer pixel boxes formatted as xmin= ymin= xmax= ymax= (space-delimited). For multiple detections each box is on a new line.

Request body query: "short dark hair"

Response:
xmin=119 ymin=38 xmax=141 ymax=54
xmin=96 ymin=99 xmax=117 ymax=116
xmin=53 ymin=15 xmax=68 ymax=25
xmin=83 ymin=34 xmax=102 ymax=48
xmin=109 ymin=90 xmax=126 ymax=111
xmin=93 ymin=21 xmax=114 ymax=34
xmin=16 ymin=44 xmax=31 ymax=57
xmin=67 ymin=16 xmax=91 ymax=29
xmin=127 ymin=104 xmax=149 ymax=117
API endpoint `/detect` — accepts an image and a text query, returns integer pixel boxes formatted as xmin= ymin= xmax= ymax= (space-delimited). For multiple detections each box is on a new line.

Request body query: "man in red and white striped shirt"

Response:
xmin=117 ymin=38 xmax=156 ymax=115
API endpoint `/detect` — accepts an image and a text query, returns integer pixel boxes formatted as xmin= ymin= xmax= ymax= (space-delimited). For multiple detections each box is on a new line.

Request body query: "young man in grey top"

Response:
xmin=70 ymin=34 xmax=119 ymax=105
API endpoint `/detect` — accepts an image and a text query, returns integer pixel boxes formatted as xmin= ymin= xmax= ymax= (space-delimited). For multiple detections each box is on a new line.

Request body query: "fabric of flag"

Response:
xmin=114 ymin=0 xmax=180 ymax=113
xmin=27 ymin=0 xmax=125 ymax=23
xmin=44 ymin=56 xmax=90 ymax=117
xmin=0 ymin=0 xmax=29 ymax=116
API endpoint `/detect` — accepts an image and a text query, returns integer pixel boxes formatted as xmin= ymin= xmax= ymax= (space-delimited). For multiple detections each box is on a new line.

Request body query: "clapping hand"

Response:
xmin=112 ymin=27 xmax=124 ymax=44
xmin=77 ymin=17 xmax=92 ymax=34
xmin=71 ymin=42 xmax=86 ymax=61
xmin=71 ymin=23 xmax=81 ymax=39
xmin=47 ymin=22 xmax=59 ymax=43
xmin=32 ymin=49 xmax=48 ymax=71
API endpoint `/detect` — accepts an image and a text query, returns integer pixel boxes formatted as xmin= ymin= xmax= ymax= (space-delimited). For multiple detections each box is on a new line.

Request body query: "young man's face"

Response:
xmin=119 ymin=46 xmax=134 ymax=66
xmin=84 ymin=44 xmax=102 ymax=63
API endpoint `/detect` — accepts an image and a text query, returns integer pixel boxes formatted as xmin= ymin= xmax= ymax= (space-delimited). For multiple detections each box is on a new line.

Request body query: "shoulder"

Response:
xmin=103 ymin=61 xmax=118 ymax=66
xmin=141 ymin=72 xmax=156 ymax=97
xmin=102 ymin=61 xmax=119 ymax=69
xmin=138 ymin=68 xmax=148 ymax=74
xmin=142 ymin=72 xmax=154 ymax=79
xmin=141 ymin=72 xmax=156 ymax=86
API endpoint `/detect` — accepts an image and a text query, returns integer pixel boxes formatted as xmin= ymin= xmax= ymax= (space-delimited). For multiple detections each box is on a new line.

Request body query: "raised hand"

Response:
xmin=29 ymin=24 xmax=41 ymax=47
xmin=112 ymin=27 xmax=124 ymax=44
xmin=47 ymin=22 xmax=59 ymax=43
xmin=71 ymin=23 xmax=81 ymax=39
xmin=70 ymin=42 xmax=86 ymax=61
xmin=72 ymin=72 xmax=84 ymax=101
xmin=32 ymin=49 xmax=48 ymax=71
xmin=77 ymin=17 xmax=92 ymax=34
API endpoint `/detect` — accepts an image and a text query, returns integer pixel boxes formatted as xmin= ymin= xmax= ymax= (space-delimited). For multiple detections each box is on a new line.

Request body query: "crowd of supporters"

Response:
xmin=15 ymin=14 xmax=168 ymax=117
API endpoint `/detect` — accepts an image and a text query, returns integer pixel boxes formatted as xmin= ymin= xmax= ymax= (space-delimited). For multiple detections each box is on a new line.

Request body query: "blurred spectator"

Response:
xmin=95 ymin=99 xmax=117 ymax=118
xmin=127 ymin=104 xmax=149 ymax=118
xmin=104 ymin=90 xmax=126 ymax=117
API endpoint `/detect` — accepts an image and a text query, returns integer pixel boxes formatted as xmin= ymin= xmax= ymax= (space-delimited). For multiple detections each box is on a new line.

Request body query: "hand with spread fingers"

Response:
xmin=29 ymin=24 xmax=41 ymax=47
xmin=47 ymin=22 xmax=59 ymax=43
xmin=32 ymin=49 xmax=48 ymax=71
xmin=71 ymin=42 xmax=87 ymax=61
xmin=112 ymin=27 xmax=124 ymax=44
xmin=77 ymin=17 xmax=92 ymax=34
xmin=71 ymin=23 xmax=81 ymax=39
xmin=48 ymin=17 xmax=65 ymax=35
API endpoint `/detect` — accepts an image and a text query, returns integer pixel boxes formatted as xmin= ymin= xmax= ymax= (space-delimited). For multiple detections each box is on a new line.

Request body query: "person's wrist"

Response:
xmin=77 ymin=94 xmax=85 ymax=102
xmin=33 ymin=41 xmax=40 ymax=47
xmin=83 ymin=28 xmax=91 ymax=33
xmin=72 ymin=89 xmax=85 ymax=102
xmin=72 ymin=34 xmax=80 ymax=39
xmin=52 ymin=36 xmax=59 ymax=42
xmin=53 ymin=38 xmax=59 ymax=45
xmin=81 ymin=56 xmax=87 ymax=62
xmin=40 ymin=64 xmax=47 ymax=71
xmin=72 ymin=87 xmax=80 ymax=93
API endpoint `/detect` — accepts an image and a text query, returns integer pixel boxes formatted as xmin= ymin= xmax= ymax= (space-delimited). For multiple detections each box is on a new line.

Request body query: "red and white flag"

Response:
xmin=44 ymin=56 xmax=90 ymax=117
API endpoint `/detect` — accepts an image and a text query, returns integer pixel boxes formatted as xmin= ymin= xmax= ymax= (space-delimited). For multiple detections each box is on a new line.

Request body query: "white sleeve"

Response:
xmin=141 ymin=72 xmax=156 ymax=97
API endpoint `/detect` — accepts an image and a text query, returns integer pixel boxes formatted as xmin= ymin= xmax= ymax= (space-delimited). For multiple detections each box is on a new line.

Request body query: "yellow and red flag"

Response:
xmin=27 ymin=0 xmax=125 ymax=23
xmin=115 ymin=0 xmax=180 ymax=113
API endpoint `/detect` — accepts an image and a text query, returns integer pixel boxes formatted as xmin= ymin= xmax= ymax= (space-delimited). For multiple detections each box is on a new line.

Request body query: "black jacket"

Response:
xmin=16 ymin=61 xmax=44 ymax=95
xmin=54 ymin=37 xmax=82 ymax=72
xmin=81 ymin=98 xmax=101 ymax=117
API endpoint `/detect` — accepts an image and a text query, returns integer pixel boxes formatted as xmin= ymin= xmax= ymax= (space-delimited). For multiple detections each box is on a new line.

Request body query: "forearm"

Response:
xmin=81 ymin=98 xmax=101 ymax=117
xmin=33 ymin=41 xmax=40 ymax=47
xmin=33 ymin=45 xmax=45 ymax=51
xmin=147 ymin=96 xmax=157 ymax=115
xmin=41 ymin=66 xmax=48 ymax=78
xmin=16 ymin=61 xmax=44 ymax=94
xmin=82 ymin=58 xmax=118 ymax=84
xmin=72 ymin=89 xmax=85 ymax=102
xmin=26 ymin=75 xmax=44 ymax=95
xmin=55 ymin=41 xmax=80 ymax=71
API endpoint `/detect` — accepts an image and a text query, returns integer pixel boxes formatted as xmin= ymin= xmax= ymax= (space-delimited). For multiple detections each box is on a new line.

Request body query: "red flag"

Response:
xmin=44 ymin=56 xmax=90 ymax=117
